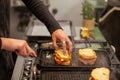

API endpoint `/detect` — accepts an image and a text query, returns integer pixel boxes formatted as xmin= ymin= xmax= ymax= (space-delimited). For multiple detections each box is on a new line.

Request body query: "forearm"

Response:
xmin=0 ymin=38 xmax=16 ymax=51
xmin=22 ymin=0 xmax=62 ymax=34
xmin=0 ymin=38 xmax=37 ymax=57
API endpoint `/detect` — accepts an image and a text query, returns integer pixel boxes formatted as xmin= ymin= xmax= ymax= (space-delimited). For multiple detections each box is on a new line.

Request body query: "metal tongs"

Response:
xmin=85 ymin=38 xmax=92 ymax=48
xmin=36 ymin=50 xmax=54 ymax=65
xmin=30 ymin=44 xmax=54 ymax=65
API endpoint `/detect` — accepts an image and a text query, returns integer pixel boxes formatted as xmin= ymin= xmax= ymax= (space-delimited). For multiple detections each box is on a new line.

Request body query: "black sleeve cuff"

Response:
xmin=0 ymin=38 xmax=2 ymax=49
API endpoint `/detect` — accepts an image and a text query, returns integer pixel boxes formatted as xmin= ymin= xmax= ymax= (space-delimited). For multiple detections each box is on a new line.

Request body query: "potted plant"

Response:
xmin=82 ymin=0 xmax=95 ymax=31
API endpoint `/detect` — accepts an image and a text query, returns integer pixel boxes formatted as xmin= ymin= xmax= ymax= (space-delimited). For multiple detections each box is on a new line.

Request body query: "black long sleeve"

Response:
xmin=22 ymin=0 xmax=62 ymax=35
xmin=0 ymin=38 xmax=2 ymax=49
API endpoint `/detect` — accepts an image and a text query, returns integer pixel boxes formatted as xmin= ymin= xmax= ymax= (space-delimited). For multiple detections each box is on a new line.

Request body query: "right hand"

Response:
xmin=52 ymin=29 xmax=73 ymax=54
xmin=1 ymin=38 xmax=37 ymax=57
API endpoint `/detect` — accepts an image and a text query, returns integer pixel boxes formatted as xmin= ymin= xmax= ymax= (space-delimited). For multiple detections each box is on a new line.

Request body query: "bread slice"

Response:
xmin=79 ymin=48 xmax=97 ymax=59
xmin=89 ymin=67 xmax=110 ymax=80
xmin=78 ymin=48 xmax=97 ymax=65
xmin=54 ymin=49 xmax=70 ymax=60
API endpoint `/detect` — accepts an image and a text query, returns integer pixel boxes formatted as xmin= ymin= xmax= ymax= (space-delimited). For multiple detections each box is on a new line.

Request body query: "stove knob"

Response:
xmin=22 ymin=76 xmax=29 ymax=80
xmin=24 ymin=65 xmax=31 ymax=71
xmin=25 ymin=61 xmax=32 ymax=65
xmin=37 ymin=70 xmax=41 ymax=75
xmin=23 ymin=71 xmax=30 ymax=76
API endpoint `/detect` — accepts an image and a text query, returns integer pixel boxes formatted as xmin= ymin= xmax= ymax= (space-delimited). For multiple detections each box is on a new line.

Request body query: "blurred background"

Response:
xmin=10 ymin=0 xmax=108 ymax=39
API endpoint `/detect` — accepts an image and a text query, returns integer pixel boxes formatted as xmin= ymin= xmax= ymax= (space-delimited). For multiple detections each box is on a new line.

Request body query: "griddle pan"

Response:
xmin=37 ymin=49 xmax=112 ymax=69
xmin=33 ymin=67 xmax=120 ymax=80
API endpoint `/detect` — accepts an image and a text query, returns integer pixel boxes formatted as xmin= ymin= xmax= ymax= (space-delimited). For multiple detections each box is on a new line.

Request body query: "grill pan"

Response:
xmin=36 ymin=48 xmax=111 ymax=69
xmin=33 ymin=67 xmax=120 ymax=80
xmin=39 ymin=70 xmax=90 ymax=80
xmin=32 ymin=42 xmax=120 ymax=80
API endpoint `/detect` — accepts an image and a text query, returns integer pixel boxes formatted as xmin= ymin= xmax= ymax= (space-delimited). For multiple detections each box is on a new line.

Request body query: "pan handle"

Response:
xmin=111 ymin=63 xmax=120 ymax=69
xmin=110 ymin=45 xmax=116 ymax=53
xmin=103 ymin=44 xmax=115 ymax=59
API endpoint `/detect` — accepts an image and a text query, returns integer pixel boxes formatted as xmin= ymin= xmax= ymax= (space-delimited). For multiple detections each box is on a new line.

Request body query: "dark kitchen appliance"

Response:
xmin=99 ymin=2 xmax=120 ymax=61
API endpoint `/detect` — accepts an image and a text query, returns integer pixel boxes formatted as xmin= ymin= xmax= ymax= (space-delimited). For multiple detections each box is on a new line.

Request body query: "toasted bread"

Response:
xmin=54 ymin=49 xmax=71 ymax=65
xmin=89 ymin=67 xmax=110 ymax=80
xmin=78 ymin=48 xmax=97 ymax=65
xmin=80 ymin=27 xmax=90 ymax=38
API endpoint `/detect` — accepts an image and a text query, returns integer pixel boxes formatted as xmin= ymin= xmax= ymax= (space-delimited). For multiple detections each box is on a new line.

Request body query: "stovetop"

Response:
xmin=11 ymin=40 xmax=120 ymax=80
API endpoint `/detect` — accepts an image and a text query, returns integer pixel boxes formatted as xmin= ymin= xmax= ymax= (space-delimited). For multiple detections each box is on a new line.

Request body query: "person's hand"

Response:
xmin=52 ymin=29 xmax=72 ymax=54
xmin=1 ymin=38 xmax=37 ymax=57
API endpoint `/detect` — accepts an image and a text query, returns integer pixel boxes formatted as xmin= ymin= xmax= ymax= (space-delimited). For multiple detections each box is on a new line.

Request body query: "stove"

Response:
xmin=11 ymin=20 xmax=120 ymax=80
xmin=11 ymin=40 xmax=120 ymax=80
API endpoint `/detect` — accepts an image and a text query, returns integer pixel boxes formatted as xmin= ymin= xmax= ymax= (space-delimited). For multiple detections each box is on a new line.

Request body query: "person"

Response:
xmin=21 ymin=0 xmax=72 ymax=54
xmin=0 ymin=0 xmax=72 ymax=80
xmin=0 ymin=38 xmax=37 ymax=57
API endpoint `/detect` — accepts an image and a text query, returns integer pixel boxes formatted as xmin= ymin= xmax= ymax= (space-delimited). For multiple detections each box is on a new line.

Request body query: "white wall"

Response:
xmin=49 ymin=0 xmax=83 ymax=27
xmin=10 ymin=0 xmax=84 ymax=39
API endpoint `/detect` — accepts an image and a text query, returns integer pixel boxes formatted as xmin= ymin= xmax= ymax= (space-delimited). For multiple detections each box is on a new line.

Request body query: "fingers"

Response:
xmin=62 ymin=39 xmax=72 ymax=54
xmin=51 ymin=29 xmax=73 ymax=54
xmin=67 ymin=40 xmax=73 ymax=54
xmin=52 ymin=37 xmax=58 ymax=50
xmin=15 ymin=46 xmax=28 ymax=57
xmin=26 ymin=44 xmax=37 ymax=57
xmin=15 ymin=42 xmax=37 ymax=57
xmin=62 ymin=41 xmax=67 ymax=54
xmin=53 ymin=37 xmax=72 ymax=54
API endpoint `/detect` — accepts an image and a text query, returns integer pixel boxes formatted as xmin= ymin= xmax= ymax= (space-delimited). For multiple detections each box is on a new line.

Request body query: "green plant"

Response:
xmin=82 ymin=1 xmax=94 ymax=19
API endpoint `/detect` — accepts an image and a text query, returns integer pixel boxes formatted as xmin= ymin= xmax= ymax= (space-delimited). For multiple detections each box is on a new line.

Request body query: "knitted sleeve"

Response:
xmin=22 ymin=0 xmax=62 ymax=35
xmin=0 ymin=38 xmax=2 ymax=49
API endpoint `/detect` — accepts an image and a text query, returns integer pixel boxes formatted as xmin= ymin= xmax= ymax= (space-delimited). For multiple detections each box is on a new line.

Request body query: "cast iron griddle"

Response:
xmin=37 ymin=48 xmax=111 ymax=69
xmin=36 ymin=69 xmax=90 ymax=80
xmin=34 ymin=68 xmax=120 ymax=80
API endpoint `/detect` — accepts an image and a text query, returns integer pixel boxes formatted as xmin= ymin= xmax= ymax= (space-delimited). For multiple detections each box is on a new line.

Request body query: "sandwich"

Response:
xmin=78 ymin=48 xmax=97 ymax=65
xmin=54 ymin=49 xmax=71 ymax=65
xmin=80 ymin=27 xmax=90 ymax=39
xmin=89 ymin=67 xmax=110 ymax=80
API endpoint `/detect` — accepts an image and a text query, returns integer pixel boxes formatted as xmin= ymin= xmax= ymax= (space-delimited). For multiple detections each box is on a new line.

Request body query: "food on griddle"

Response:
xmin=54 ymin=49 xmax=71 ymax=65
xmin=80 ymin=27 xmax=90 ymax=39
xmin=89 ymin=67 xmax=110 ymax=80
xmin=78 ymin=48 xmax=97 ymax=65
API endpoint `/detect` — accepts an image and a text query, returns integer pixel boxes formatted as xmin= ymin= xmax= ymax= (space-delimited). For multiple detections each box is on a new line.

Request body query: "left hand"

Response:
xmin=1 ymin=38 xmax=37 ymax=57
xmin=52 ymin=29 xmax=72 ymax=54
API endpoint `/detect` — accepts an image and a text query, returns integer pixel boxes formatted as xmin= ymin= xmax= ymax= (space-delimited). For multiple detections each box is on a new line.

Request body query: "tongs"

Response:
xmin=30 ymin=44 xmax=54 ymax=65
xmin=85 ymin=38 xmax=92 ymax=48
xmin=30 ymin=51 xmax=54 ymax=65
xmin=37 ymin=50 xmax=54 ymax=65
